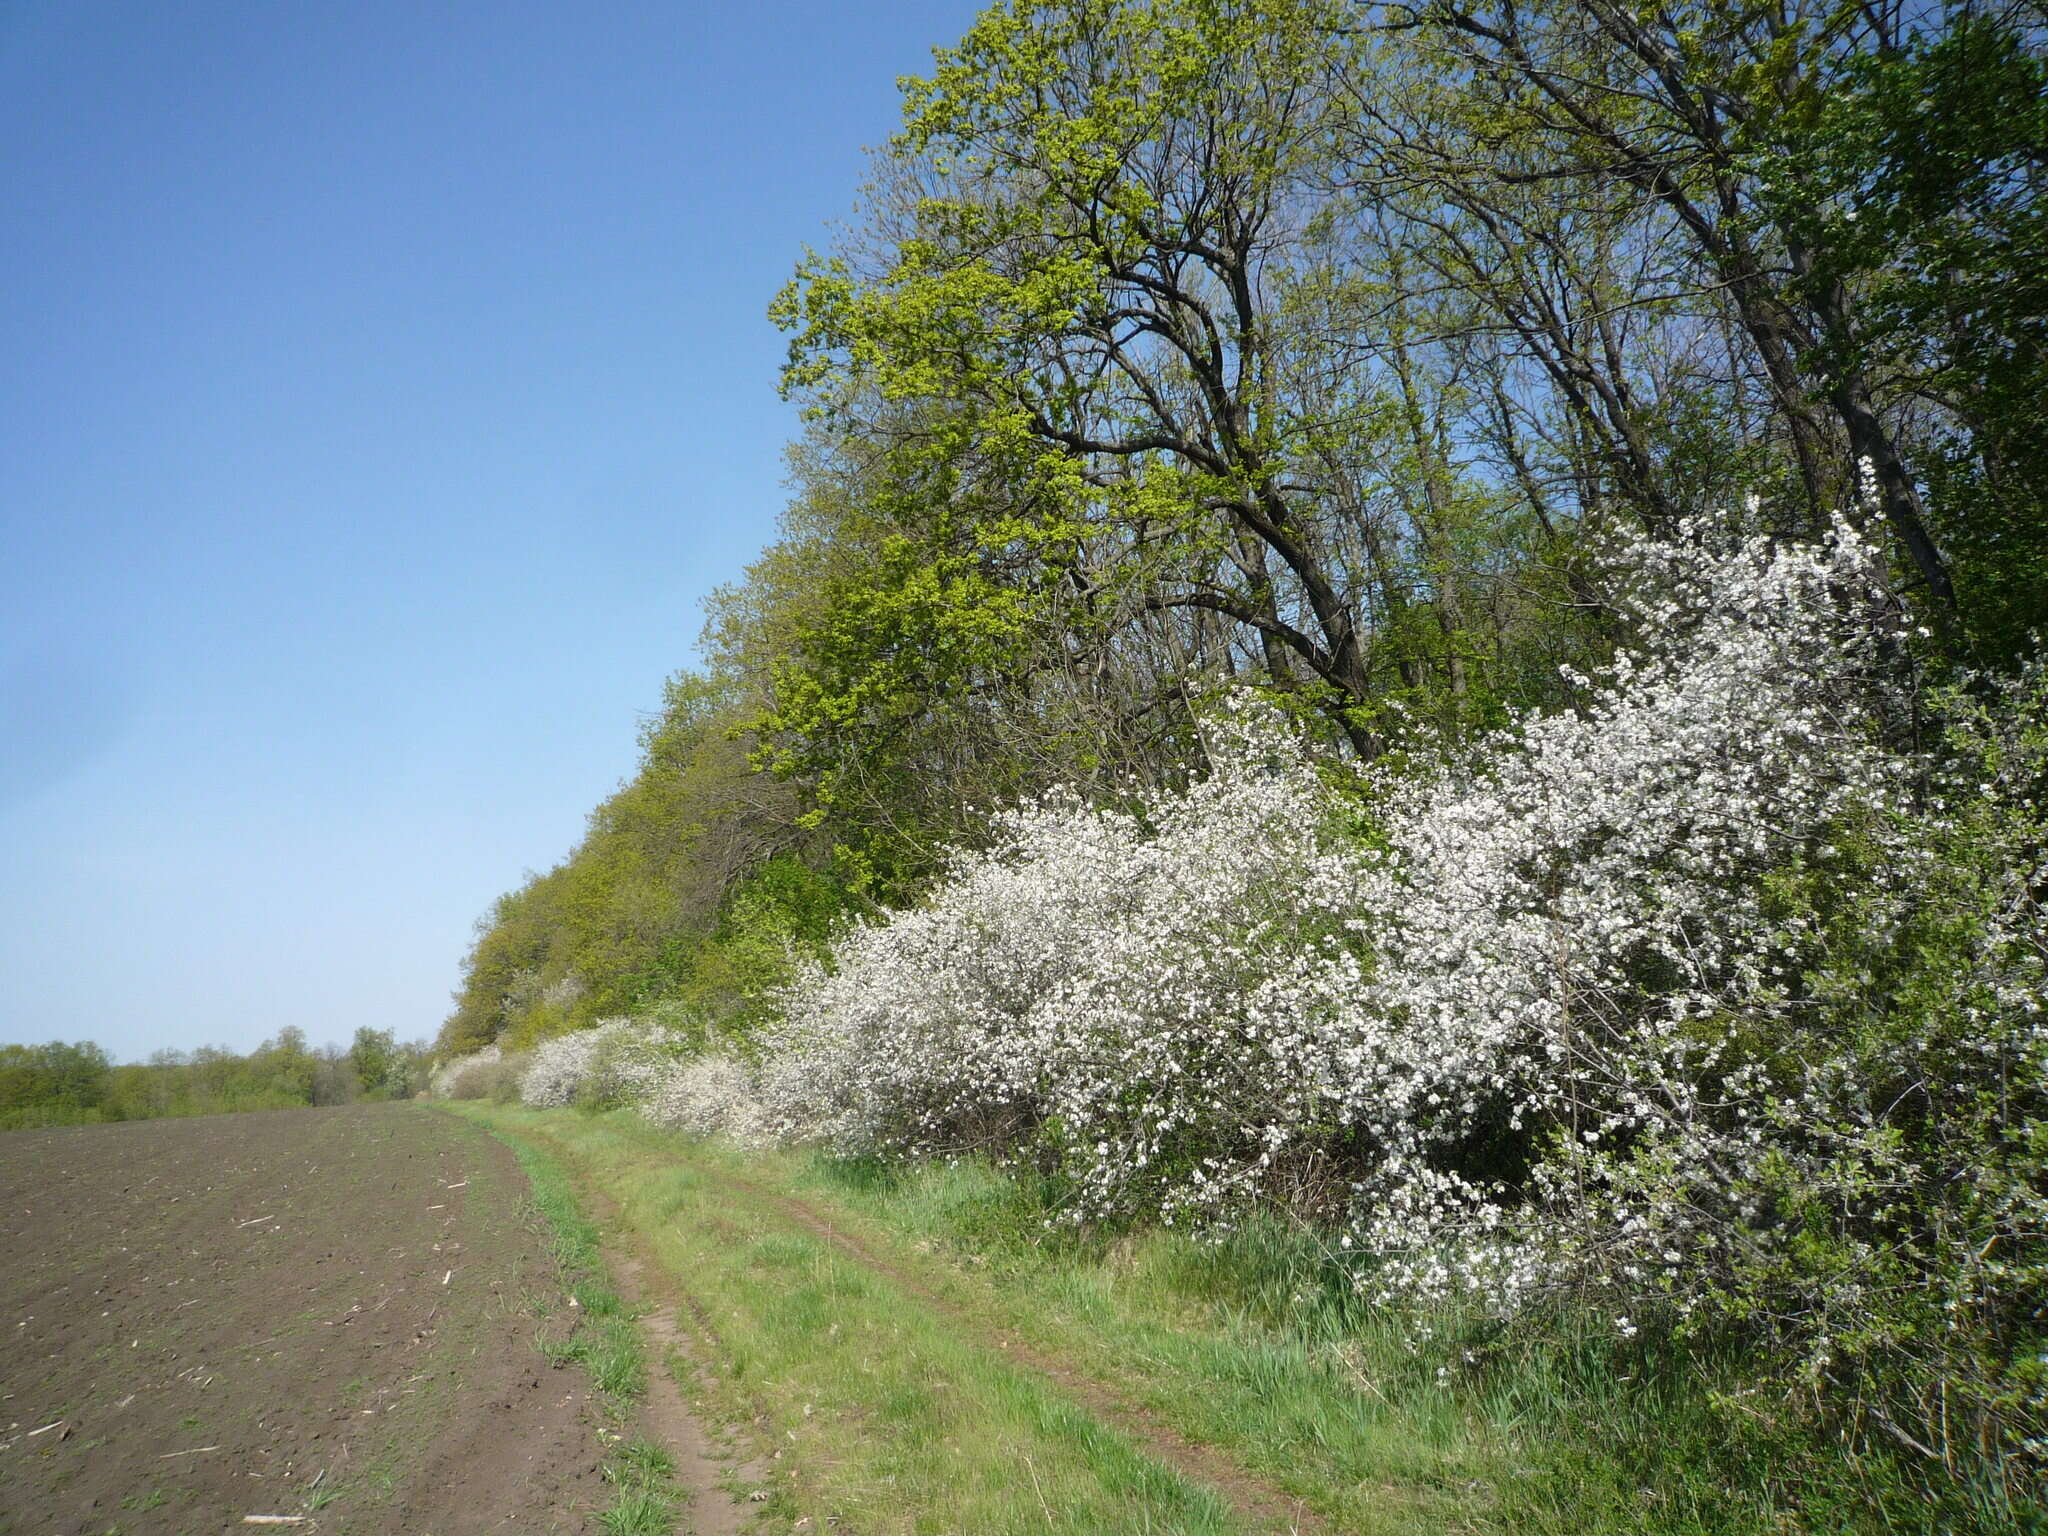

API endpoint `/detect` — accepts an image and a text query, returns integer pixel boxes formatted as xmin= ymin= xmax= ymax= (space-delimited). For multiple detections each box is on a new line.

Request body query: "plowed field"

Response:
xmin=0 ymin=1105 xmax=608 ymax=1535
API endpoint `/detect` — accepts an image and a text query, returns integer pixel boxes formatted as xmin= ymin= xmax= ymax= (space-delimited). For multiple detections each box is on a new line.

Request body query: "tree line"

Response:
xmin=436 ymin=0 xmax=2045 ymax=1517
xmin=0 ymin=1028 xmax=428 ymax=1131
xmin=441 ymin=0 xmax=2044 ymax=1056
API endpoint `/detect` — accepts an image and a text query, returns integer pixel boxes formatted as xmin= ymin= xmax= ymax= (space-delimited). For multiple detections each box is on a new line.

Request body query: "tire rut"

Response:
xmin=609 ymin=1245 xmax=755 ymax=1536
xmin=518 ymin=1124 xmax=759 ymax=1536
xmin=705 ymin=1163 xmax=1327 ymax=1536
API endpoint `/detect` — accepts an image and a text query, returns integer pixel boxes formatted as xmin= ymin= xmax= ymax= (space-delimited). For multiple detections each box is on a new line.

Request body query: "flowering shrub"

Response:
xmin=519 ymin=1027 xmax=603 ymax=1108
xmin=507 ymin=1020 xmax=772 ymax=1145
xmin=758 ymin=786 xmax=1156 ymax=1157
xmin=1328 ymin=514 xmax=1908 ymax=1312
xmin=429 ymin=1044 xmax=501 ymax=1099
xmin=516 ymin=1018 xmax=677 ymax=1109
xmin=447 ymin=1051 xmax=528 ymax=1102
xmin=574 ymin=1019 xmax=677 ymax=1108
xmin=755 ymin=513 xmax=2047 ymax=1473
xmin=761 ymin=695 xmax=1424 ymax=1226
xmin=640 ymin=1055 xmax=770 ymax=1145
xmin=764 ymin=516 xmax=1904 ymax=1224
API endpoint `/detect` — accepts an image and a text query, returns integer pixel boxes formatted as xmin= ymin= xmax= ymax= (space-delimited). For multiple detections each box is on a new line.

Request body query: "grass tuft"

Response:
xmin=598 ymin=1483 xmax=678 ymax=1536
xmin=604 ymin=1437 xmax=676 ymax=1486
xmin=588 ymin=1319 xmax=648 ymax=1399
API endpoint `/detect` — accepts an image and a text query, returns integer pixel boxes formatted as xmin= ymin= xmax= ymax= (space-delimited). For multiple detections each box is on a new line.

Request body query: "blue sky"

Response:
xmin=0 ymin=0 xmax=980 ymax=1060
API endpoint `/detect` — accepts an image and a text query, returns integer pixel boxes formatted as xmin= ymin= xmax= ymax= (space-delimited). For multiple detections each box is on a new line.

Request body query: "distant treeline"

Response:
xmin=0 ymin=1028 xmax=428 ymax=1131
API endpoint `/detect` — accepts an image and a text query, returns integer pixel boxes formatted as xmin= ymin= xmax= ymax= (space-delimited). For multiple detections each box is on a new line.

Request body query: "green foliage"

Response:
xmin=438 ymin=8 xmax=2048 ymax=1518
xmin=0 ymin=1039 xmax=111 ymax=1122
xmin=0 ymin=1028 xmax=427 ymax=1130
xmin=348 ymin=1026 xmax=406 ymax=1100
xmin=1749 ymin=2 xmax=2048 ymax=663
xmin=633 ymin=854 xmax=855 ymax=1039
xmin=1731 ymin=665 xmax=2048 ymax=1491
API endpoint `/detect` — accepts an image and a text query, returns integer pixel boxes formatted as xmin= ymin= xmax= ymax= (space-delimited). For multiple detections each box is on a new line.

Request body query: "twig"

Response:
xmin=1023 ymin=1456 xmax=1054 ymax=1526
xmin=160 ymin=1444 xmax=222 ymax=1458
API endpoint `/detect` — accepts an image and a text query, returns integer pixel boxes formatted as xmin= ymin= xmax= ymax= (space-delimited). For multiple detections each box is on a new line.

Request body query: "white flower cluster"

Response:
xmin=757 ymin=701 xmax=1350 ymax=1224
xmin=1329 ymin=515 xmax=1903 ymax=1309
xmin=759 ymin=518 xmax=1914 ymax=1314
xmin=518 ymin=1017 xmax=659 ymax=1107
xmin=639 ymin=1054 xmax=770 ymax=1145
xmin=503 ymin=1017 xmax=770 ymax=1144
xmin=429 ymin=1043 xmax=501 ymax=1099
xmin=518 ymin=1024 xmax=602 ymax=1107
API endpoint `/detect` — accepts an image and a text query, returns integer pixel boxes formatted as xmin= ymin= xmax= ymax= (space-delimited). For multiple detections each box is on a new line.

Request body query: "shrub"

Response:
xmin=520 ymin=1028 xmax=604 ymax=1108
xmin=748 ymin=509 xmax=2048 ymax=1489
xmin=516 ymin=1018 xmax=709 ymax=1115
xmin=758 ymin=781 xmax=1162 ymax=1162
xmin=446 ymin=1051 xmax=529 ymax=1103
xmin=430 ymin=1044 xmax=499 ymax=1098
xmin=639 ymin=1055 xmax=768 ymax=1144
xmin=574 ymin=1019 xmax=682 ymax=1111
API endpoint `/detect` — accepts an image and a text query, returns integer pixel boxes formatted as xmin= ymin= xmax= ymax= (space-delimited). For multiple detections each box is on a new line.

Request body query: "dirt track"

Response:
xmin=0 ymin=1105 xmax=608 ymax=1535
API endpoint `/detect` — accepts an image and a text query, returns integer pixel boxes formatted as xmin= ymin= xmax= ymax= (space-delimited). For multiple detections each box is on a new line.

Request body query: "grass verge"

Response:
xmin=453 ymin=1104 xmax=2030 ymax=1536
xmin=488 ymin=1123 xmax=685 ymax=1535
xmin=454 ymin=1103 xmax=1249 ymax=1534
xmin=791 ymin=1148 xmax=2025 ymax=1536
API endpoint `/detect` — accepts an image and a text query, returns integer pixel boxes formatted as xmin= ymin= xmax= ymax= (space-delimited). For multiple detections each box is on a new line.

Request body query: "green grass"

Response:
xmin=784 ymin=1151 xmax=1486 ymax=1532
xmin=605 ymin=1437 xmax=677 ymax=1486
xmin=796 ymin=1147 xmax=2020 ymax=1535
xmin=456 ymin=1103 xmax=1243 ymax=1534
xmin=451 ymin=1104 xmax=2037 ymax=1536
xmin=484 ymin=1123 xmax=686 ymax=1535
xmin=599 ymin=1483 xmax=678 ymax=1536
xmin=586 ymin=1318 xmax=648 ymax=1398
xmin=599 ymin=1438 xmax=681 ymax=1536
xmin=535 ymin=1322 xmax=585 ymax=1369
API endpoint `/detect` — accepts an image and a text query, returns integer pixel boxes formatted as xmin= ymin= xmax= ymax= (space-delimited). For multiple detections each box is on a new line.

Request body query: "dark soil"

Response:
xmin=0 ymin=1104 xmax=609 ymax=1535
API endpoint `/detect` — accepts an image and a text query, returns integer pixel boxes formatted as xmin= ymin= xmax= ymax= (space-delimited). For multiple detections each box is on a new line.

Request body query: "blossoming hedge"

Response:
xmin=448 ymin=514 xmax=2044 ymax=1480
xmin=755 ymin=516 xmax=2046 ymax=1474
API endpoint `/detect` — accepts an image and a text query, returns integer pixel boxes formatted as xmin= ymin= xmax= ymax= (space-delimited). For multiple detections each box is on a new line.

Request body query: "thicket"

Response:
xmin=438 ymin=0 xmax=2046 ymax=1524
xmin=0 ymin=1027 xmax=429 ymax=1130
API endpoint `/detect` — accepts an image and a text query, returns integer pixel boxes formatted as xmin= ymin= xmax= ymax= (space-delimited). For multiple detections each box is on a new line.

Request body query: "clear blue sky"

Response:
xmin=0 ymin=0 xmax=980 ymax=1061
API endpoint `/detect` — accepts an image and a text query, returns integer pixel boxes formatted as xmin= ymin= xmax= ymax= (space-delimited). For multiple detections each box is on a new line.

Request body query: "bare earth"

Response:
xmin=0 ymin=1104 xmax=610 ymax=1535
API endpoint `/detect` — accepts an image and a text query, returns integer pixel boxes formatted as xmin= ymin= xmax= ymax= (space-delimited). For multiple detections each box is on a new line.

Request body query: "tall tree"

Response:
xmin=777 ymin=0 xmax=1499 ymax=756
xmin=1377 ymin=0 xmax=2020 ymax=627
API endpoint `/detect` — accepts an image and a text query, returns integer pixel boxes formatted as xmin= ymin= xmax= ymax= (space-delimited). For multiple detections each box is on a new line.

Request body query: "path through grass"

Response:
xmin=491 ymin=1125 xmax=689 ymax=1535
xmin=451 ymin=1105 xmax=1508 ymax=1534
